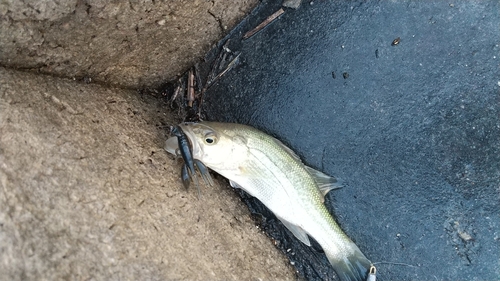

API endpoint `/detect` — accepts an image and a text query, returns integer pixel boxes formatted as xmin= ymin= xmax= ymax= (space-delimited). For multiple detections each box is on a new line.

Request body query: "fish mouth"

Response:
xmin=176 ymin=122 xmax=203 ymax=160
xmin=165 ymin=122 xmax=214 ymax=160
xmin=165 ymin=124 xmax=197 ymax=155
xmin=182 ymin=122 xmax=210 ymax=159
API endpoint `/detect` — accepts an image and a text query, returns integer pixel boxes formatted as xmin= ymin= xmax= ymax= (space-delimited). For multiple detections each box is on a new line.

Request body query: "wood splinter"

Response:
xmin=187 ymin=68 xmax=195 ymax=107
xmin=243 ymin=8 xmax=285 ymax=39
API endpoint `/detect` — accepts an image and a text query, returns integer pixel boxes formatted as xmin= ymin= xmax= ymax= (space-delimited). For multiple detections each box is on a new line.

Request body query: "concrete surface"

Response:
xmin=0 ymin=0 xmax=257 ymax=89
xmin=201 ymin=1 xmax=500 ymax=280
xmin=0 ymin=67 xmax=295 ymax=280
xmin=0 ymin=1 xmax=301 ymax=280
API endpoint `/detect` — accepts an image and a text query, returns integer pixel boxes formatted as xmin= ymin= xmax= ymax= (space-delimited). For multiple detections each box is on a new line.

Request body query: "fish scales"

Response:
xmin=243 ymin=127 xmax=333 ymax=230
xmin=165 ymin=121 xmax=373 ymax=281
xmin=195 ymin=123 xmax=345 ymax=246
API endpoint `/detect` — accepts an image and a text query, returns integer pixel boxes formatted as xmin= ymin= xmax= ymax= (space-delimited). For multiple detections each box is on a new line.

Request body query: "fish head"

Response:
xmin=165 ymin=122 xmax=247 ymax=171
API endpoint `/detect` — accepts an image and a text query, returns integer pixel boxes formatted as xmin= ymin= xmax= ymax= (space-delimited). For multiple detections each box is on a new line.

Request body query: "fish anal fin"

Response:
xmin=277 ymin=217 xmax=311 ymax=246
xmin=305 ymin=166 xmax=343 ymax=198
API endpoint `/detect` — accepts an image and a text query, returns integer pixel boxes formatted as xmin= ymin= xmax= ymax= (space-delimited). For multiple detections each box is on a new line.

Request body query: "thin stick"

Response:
xmin=207 ymin=40 xmax=231 ymax=83
xmin=243 ymin=8 xmax=285 ymax=39
xmin=193 ymin=64 xmax=203 ymax=93
xmin=170 ymin=79 xmax=182 ymax=106
xmin=197 ymin=53 xmax=241 ymax=118
xmin=372 ymin=261 xmax=418 ymax=268
xmin=187 ymin=68 xmax=195 ymax=107
xmin=208 ymin=53 xmax=241 ymax=88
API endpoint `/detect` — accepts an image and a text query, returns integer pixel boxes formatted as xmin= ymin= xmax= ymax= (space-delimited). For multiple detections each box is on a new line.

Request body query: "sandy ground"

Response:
xmin=0 ymin=0 xmax=298 ymax=280
xmin=0 ymin=0 xmax=258 ymax=89
xmin=0 ymin=68 xmax=295 ymax=280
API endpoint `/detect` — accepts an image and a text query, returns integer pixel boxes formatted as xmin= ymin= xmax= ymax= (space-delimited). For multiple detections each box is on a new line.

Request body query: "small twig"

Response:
xmin=193 ymin=64 xmax=203 ymax=93
xmin=197 ymin=53 xmax=241 ymax=118
xmin=187 ymin=68 xmax=195 ymax=107
xmin=207 ymin=40 xmax=231 ymax=83
xmin=219 ymin=52 xmax=229 ymax=71
xmin=170 ymin=78 xmax=182 ymax=107
xmin=170 ymin=85 xmax=181 ymax=108
xmin=372 ymin=261 xmax=418 ymax=268
xmin=207 ymin=53 xmax=241 ymax=88
xmin=243 ymin=8 xmax=285 ymax=39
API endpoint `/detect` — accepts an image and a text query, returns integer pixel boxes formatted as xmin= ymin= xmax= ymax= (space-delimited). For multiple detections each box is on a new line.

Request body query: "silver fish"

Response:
xmin=165 ymin=121 xmax=373 ymax=281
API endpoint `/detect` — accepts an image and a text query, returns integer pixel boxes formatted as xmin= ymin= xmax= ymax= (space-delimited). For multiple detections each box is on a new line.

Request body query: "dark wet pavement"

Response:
xmin=199 ymin=1 xmax=500 ymax=280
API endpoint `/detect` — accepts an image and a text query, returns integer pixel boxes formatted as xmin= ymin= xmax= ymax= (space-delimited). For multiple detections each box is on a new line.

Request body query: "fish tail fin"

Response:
xmin=326 ymin=245 xmax=372 ymax=281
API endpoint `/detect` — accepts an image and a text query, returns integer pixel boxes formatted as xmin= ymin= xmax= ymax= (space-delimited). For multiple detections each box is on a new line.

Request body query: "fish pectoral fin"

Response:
xmin=194 ymin=159 xmax=214 ymax=186
xmin=278 ymin=217 xmax=311 ymax=246
xmin=305 ymin=166 xmax=343 ymax=197
xmin=229 ymin=180 xmax=242 ymax=189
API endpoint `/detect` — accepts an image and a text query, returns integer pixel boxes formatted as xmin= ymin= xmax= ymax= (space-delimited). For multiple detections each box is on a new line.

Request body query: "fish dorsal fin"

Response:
xmin=305 ymin=166 xmax=343 ymax=198
xmin=271 ymin=138 xmax=303 ymax=163
xmin=271 ymin=136 xmax=343 ymax=198
xmin=277 ymin=216 xmax=311 ymax=246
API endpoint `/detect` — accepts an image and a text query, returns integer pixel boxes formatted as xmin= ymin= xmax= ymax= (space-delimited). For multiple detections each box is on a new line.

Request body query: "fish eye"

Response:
xmin=204 ymin=132 xmax=217 ymax=145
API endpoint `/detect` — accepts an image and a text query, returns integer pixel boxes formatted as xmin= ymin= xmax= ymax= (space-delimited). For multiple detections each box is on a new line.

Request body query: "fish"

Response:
xmin=165 ymin=121 xmax=373 ymax=281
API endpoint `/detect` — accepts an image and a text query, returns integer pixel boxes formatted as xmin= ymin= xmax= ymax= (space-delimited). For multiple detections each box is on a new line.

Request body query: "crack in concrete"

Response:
xmin=207 ymin=2 xmax=224 ymax=34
